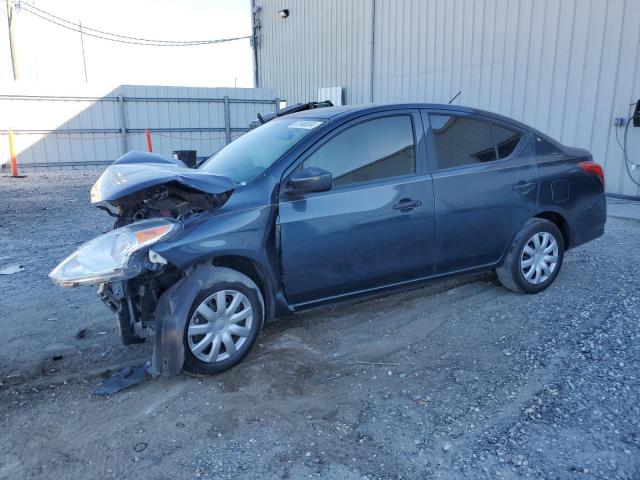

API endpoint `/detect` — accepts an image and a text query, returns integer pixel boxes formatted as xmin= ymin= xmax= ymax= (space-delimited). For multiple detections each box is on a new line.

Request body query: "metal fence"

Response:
xmin=0 ymin=84 xmax=279 ymax=171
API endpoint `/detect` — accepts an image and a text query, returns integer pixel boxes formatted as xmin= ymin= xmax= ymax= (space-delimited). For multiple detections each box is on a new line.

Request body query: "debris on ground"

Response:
xmin=1 ymin=172 xmax=639 ymax=480
xmin=0 ymin=264 xmax=25 ymax=275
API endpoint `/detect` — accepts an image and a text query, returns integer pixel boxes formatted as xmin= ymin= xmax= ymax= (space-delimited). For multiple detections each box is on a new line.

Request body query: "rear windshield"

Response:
xmin=199 ymin=118 xmax=324 ymax=184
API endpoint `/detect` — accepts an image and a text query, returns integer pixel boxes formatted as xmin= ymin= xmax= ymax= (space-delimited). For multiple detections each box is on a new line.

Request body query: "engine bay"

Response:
xmin=99 ymin=182 xmax=232 ymax=228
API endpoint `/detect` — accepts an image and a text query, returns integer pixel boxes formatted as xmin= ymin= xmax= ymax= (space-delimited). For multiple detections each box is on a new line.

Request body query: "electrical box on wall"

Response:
xmin=633 ymin=99 xmax=640 ymax=127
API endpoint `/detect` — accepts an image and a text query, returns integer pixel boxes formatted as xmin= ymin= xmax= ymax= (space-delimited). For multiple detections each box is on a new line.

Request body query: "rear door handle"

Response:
xmin=513 ymin=182 xmax=536 ymax=194
xmin=393 ymin=198 xmax=423 ymax=212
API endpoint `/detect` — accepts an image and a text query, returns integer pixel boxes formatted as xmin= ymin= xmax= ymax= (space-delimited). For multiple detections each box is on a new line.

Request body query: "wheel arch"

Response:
xmin=533 ymin=210 xmax=571 ymax=249
xmin=499 ymin=210 xmax=571 ymax=266
xmin=211 ymin=255 xmax=276 ymax=322
xmin=152 ymin=259 xmax=274 ymax=377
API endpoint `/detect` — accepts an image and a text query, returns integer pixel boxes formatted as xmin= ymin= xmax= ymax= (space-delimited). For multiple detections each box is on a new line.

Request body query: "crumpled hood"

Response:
xmin=90 ymin=151 xmax=236 ymax=203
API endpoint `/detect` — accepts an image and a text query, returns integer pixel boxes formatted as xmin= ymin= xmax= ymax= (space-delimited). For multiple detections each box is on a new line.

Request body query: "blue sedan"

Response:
xmin=51 ymin=103 xmax=606 ymax=376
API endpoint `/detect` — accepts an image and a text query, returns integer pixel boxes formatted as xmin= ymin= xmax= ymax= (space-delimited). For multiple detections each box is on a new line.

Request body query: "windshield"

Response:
xmin=199 ymin=118 xmax=325 ymax=183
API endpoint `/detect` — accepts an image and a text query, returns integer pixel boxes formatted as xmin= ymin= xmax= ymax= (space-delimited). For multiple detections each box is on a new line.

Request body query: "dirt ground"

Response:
xmin=1 ymin=172 xmax=639 ymax=480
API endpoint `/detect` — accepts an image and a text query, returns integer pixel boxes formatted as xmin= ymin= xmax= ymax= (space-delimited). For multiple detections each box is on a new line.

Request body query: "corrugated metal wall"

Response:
xmin=0 ymin=84 xmax=279 ymax=170
xmin=255 ymin=0 xmax=640 ymax=197
xmin=255 ymin=0 xmax=374 ymax=105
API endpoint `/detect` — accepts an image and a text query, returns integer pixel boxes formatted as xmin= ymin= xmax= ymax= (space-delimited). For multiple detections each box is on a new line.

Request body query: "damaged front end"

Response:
xmin=90 ymin=150 xmax=235 ymax=228
xmin=50 ymin=151 xmax=237 ymax=376
xmin=96 ymin=265 xmax=182 ymax=346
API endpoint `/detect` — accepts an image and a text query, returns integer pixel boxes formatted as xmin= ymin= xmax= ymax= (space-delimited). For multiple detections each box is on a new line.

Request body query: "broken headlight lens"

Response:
xmin=49 ymin=218 xmax=179 ymax=287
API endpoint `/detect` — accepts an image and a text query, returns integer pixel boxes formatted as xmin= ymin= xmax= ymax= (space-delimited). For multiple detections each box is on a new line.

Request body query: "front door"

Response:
xmin=278 ymin=111 xmax=436 ymax=305
xmin=423 ymin=111 xmax=539 ymax=274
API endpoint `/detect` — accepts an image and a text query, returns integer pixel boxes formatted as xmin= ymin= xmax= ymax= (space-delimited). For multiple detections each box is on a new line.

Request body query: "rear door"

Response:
xmin=422 ymin=110 xmax=539 ymax=274
xmin=278 ymin=110 xmax=436 ymax=305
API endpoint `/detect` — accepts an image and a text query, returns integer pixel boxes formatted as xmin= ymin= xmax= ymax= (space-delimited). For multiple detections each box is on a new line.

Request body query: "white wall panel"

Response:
xmin=255 ymin=0 xmax=374 ymax=105
xmin=256 ymin=0 xmax=640 ymax=196
xmin=0 ymin=84 xmax=278 ymax=170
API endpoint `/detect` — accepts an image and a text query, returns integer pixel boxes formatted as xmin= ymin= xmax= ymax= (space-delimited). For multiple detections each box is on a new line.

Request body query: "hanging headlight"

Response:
xmin=49 ymin=219 xmax=179 ymax=287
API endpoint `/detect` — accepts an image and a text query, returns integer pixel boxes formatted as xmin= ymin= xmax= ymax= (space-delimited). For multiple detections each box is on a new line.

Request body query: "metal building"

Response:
xmin=252 ymin=0 xmax=640 ymax=198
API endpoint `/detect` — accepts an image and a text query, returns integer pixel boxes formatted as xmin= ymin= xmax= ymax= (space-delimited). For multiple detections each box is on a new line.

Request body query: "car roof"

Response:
xmin=283 ymin=104 xmax=365 ymax=119
xmin=283 ymin=103 xmax=537 ymax=133
xmin=280 ymin=103 xmax=570 ymax=149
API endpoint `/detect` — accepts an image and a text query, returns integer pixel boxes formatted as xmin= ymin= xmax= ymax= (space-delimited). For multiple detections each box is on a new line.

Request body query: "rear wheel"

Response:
xmin=183 ymin=268 xmax=263 ymax=375
xmin=497 ymin=218 xmax=564 ymax=294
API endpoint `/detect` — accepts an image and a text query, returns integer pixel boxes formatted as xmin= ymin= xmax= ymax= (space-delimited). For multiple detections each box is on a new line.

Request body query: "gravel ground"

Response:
xmin=1 ymin=172 xmax=639 ymax=480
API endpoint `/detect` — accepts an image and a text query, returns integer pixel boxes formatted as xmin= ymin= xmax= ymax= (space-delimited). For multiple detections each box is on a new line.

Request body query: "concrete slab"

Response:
xmin=607 ymin=196 xmax=640 ymax=222
xmin=2 ymin=173 xmax=640 ymax=480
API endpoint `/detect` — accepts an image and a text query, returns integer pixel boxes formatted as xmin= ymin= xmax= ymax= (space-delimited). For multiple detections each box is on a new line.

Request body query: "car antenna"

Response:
xmin=448 ymin=90 xmax=462 ymax=104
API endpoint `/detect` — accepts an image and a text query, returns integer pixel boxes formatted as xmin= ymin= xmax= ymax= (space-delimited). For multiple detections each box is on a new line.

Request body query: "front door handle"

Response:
xmin=513 ymin=181 xmax=536 ymax=194
xmin=393 ymin=198 xmax=423 ymax=212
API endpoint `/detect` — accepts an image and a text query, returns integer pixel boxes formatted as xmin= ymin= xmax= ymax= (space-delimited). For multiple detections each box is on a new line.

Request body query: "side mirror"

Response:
xmin=286 ymin=167 xmax=332 ymax=194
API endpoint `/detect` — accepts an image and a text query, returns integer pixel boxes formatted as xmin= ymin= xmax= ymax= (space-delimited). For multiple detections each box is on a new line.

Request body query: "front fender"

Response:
xmin=151 ymin=263 xmax=218 ymax=376
xmin=152 ymin=203 xmax=281 ymax=292
xmin=153 ymin=205 xmax=274 ymax=268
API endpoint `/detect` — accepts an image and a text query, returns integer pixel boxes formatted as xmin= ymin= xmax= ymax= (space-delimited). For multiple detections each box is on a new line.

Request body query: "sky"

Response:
xmin=0 ymin=0 xmax=254 ymax=88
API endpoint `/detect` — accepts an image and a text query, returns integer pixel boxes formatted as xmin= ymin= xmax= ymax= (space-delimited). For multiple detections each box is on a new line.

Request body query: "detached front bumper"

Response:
xmin=152 ymin=263 xmax=222 ymax=376
xmin=96 ymin=264 xmax=209 ymax=377
xmin=96 ymin=263 xmax=217 ymax=376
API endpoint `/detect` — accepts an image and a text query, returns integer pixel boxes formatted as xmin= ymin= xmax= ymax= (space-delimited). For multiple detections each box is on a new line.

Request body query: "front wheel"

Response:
xmin=183 ymin=267 xmax=264 ymax=375
xmin=497 ymin=218 xmax=565 ymax=294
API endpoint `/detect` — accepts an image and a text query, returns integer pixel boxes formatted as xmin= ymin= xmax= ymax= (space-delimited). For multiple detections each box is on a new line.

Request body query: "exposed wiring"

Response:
xmin=615 ymin=112 xmax=640 ymax=187
xmin=20 ymin=3 xmax=251 ymax=47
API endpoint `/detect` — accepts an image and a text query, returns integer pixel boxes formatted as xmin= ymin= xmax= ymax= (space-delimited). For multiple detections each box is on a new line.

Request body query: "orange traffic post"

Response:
xmin=8 ymin=128 xmax=18 ymax=177
xmin=145 ymin=128 xmax=153 ymax=153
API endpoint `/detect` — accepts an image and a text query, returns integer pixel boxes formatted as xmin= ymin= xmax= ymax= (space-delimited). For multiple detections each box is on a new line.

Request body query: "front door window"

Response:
xmin=304 ymin=115 xmax=416 ymax=187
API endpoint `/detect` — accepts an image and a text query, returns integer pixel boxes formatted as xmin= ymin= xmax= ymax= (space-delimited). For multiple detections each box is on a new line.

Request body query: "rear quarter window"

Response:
xmin=535 ymin=137 xmax=563 ymax=156
xmin=429 ymin=115 xmax=496 ymax=169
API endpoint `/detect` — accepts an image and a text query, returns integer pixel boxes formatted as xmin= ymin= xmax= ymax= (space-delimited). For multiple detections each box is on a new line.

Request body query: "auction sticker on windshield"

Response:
xmin=288 ymin=120 xmax=323 ymax=130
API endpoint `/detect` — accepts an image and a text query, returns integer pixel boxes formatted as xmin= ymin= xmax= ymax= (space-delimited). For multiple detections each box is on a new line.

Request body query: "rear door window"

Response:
xmin=429 ymin=115 xmax=497 ymax=169
xmin=492 ymin=124 xmax=523 ymax=159
xmin=304 ymin=115 xmax=416 ymax=187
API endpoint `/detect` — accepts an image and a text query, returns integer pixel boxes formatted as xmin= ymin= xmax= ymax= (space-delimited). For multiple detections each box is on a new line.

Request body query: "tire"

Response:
xmin=183 ymin=267 xmax=264 ymax=375
xmin=497 ymin=218 xmax=565 ymax=294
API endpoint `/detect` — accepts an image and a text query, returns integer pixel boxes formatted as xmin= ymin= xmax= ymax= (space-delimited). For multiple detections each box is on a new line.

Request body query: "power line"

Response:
xmin=21 ymin=5 xmax=251 ymax=46
xmin=21 ymin=1 xmax=238 ymax=45
xmin=19 ymin=2 xmax=251 ymax=47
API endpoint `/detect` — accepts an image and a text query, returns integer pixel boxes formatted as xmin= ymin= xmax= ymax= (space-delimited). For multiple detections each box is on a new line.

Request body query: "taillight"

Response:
xmin=578 ymin=161 xmax=604 ymax=185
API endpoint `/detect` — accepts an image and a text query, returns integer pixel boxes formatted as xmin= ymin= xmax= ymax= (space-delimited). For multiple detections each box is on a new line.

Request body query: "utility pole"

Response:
xmin=5 ymin=0 xmax=20 ymax=80
xmin=79 ymin=19 xmax=88 ymax=83
xmin=250 ymin=0 xmax=260 ymax=88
